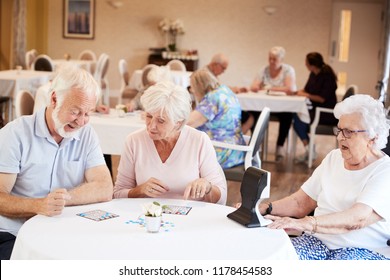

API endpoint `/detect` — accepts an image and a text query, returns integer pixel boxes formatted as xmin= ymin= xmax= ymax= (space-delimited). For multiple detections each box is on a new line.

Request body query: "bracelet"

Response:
xmin=205 ymin=182 xmax=212 ymax=195
xmin=265 ymin=202 xmax=272 ymax=215
xmin=309 ymin=216 xmax=317 ymax=234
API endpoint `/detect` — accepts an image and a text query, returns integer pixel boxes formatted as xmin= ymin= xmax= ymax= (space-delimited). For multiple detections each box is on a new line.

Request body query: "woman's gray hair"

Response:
xmin=141 ymin=80 xmax=191 ymax=130
xmin=269 ymin=46 xmax=286 ymax=59
xmin=49 ymin=64 xmax=100 ymax=105
xmin=190 ymin=69 xmax=220 ymax=97
xmin=334 ymin=94 xmax=390 ymax=150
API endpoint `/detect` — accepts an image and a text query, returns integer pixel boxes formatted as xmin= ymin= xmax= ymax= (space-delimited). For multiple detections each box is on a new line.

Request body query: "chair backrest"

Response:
xmin=25 ymin=49 xmax=38 ymax=70
xmin=78 ymin=49 xmax=97 ymax=61
xmin=33 ymin=54 xmax=54 ymax=72
xmin=15 ymin=90 xmax=34 ymax=118
xmin=166 ymin=59 xmax=186 ymax=72
xmin=245 ymin=107 xmax=271 ymax=168
xmin=343 ymin=84 xmax=358 ymax=100
xmin=94 ymin=53 xmax=110 ymax=83
xmin=141 ymin=64 xmax=160 ymax=88
xmin=118 ymin=59 xmax=129 ymax=86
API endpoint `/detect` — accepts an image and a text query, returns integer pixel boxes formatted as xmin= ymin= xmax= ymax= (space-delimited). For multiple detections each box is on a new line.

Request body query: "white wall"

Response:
xmin=47 ymin=0 xmax=333 ymax=93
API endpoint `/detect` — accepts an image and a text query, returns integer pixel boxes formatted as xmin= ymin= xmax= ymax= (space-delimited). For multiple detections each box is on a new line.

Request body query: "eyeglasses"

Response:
xmin=333 ymin=127 xmax=367 ymax=139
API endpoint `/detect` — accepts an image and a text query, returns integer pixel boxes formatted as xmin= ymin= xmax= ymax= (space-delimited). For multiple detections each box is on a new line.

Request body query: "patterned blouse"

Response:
xmin=195 ymin=85 xmax=246 ymax=168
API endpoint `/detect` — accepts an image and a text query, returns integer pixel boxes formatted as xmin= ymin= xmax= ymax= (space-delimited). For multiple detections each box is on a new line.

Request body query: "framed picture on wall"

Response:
xmin=63 ymin=0 xmax=95 ymax=39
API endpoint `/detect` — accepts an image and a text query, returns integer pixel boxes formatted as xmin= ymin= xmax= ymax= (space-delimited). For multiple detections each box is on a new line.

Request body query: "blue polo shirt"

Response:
xmin=0 ymin=108 xmax=105 ymax=235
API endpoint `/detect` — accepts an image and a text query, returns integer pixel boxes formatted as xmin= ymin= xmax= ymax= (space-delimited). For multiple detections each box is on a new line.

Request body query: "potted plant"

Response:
xmin=142 ymin=201 xmax=166 ymax=233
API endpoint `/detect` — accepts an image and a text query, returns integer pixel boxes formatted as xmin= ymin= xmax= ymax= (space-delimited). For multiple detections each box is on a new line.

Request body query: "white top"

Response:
xmin=256 ymin=63 xmax=297 ymax=91
xmin=11 ymin=198 xmax=298 ymax=260
xmin=114 ymin=126 xmax=227 ymax=205
xmin=302 ymin=149 xmax=390 ymax=257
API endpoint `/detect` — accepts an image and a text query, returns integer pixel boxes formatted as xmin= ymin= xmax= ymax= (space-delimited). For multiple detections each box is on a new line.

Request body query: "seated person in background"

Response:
xmin=187 ymin=69 xmax=246 ymax=169
xmin=113 ymin=80 xmax=227 ymax=205
xmin=203 ymin=53 xmax=247 ymax=94
xmin=258 ymin=94 xmax=390 ymax=260
xmin=247 ymin=46 xmax=297 ymax=159
xmin=125 ymin=65 xmax=172 ymax=112
xmin=0 ymin=65 xmax=113 ymax=260
xmin=293 ymin=52 xmax=338 ymax=162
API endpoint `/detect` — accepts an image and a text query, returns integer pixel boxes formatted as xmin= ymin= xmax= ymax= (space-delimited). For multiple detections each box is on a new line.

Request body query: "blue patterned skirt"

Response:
xmin=291 ymin=234 xmax=389 ymax=260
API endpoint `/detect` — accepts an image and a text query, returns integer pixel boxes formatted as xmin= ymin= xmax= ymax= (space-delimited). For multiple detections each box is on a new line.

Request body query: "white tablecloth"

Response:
xmin=237 ymin=91 xmax=310 ymax=123
xmin=129 ymin=69 xmax=191 ymax=91
xmin=52 ymin=59 xmax=95 ymax=73
xmin=0 ymin=70 xmax=52 ymax=120
xmin=89 ymin=110 xmax=145 ymax=155
xmin=11 ymin=198 xmax=298 ymax=260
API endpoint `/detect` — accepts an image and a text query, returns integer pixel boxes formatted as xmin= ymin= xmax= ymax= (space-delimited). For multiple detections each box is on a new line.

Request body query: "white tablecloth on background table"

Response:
xmin=236 ymin=91 xmax=310 ymax=123
xmin=0 ymin=70 xmax=52 ymax=120
xmin=53 ymin=59 xmax=95 ymax=73
xmin=129 ymin=69 xmax=192 ymax=91
xmin=11 ymin=198 xmax=298 ymax=260
xmin=89 ymin=109 xmax=145 ymax=155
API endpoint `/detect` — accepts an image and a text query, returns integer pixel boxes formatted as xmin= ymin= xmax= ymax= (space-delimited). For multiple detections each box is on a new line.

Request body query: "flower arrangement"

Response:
xmin=158 ymin=18 xmax=185 ymax=51
xmin=142 ymin=201 xmax=167 ymax=217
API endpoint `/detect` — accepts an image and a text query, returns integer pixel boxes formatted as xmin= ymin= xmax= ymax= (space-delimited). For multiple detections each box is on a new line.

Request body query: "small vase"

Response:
xmin=145 ymin=216 xmax=162 ymax=233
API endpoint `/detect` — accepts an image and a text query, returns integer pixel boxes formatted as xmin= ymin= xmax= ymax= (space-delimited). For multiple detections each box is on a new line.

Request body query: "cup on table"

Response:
xmin=16 ymin=65 xmax=22 ymax=74
xmin=115 ymin=104 xmax=127 ymax=117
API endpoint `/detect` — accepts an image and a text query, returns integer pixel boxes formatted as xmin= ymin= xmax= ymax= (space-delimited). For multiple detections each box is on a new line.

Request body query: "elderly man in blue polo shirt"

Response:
xmin=0 ymin=65 xmax=113 ymax=260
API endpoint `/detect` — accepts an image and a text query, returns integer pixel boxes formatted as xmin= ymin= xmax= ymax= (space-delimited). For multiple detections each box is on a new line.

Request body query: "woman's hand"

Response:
xmin=183 ymin=178 xmax=212 ymax=200
xmin=138 ymin=177 xmax=169 ymax=198
xmin=96 ymin=104 xmax=110 ymax=114
xmin=266 ymin=215 xmax=314 ymax=233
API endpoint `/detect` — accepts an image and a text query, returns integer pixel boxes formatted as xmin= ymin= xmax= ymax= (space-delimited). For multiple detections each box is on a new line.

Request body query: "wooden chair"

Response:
xmin=94 ymin=53 xmax=110 ymax=105
xmin=32 ymin=54 xmax=54 ymax=72
xmin=14 ymin=90 xmax=34 ymax=118
xmin=118 ymin=59 xmax=137 ymax=103
xmin=167 ymin=59 xmax=186 ymax=72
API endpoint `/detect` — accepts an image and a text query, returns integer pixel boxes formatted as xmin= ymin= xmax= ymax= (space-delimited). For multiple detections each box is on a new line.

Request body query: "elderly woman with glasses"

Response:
xmin=257 ymin=94 xmax=390 ymax=260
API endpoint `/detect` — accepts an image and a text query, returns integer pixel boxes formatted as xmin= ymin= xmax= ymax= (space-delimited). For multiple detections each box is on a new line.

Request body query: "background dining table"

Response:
xmin=11 ymin=198 xmax=299 ymax=260
xmin=89 ymin=109 xmax=145 ymax=155
xmin=0 ymin=69 xmax=52 ymax=120
xmin=128 ymin=69 xmax=192 ymax=91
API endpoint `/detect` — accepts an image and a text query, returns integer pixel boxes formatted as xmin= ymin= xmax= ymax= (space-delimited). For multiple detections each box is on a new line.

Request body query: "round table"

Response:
xmin=11 ymin=198 xmax=298 ymax=260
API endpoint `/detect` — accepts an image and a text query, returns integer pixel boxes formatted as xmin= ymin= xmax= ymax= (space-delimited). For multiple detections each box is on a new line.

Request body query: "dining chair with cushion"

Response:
xmin=78 ymin=49 xmax=97 ymax=74
xmin=25 ymin=49 xmax=38 ymax=70
xmin=211 ymin=107 xmax=271 ymax=182
xmin=118 ymin=59 xmax=137 ymax=104
xmin=166 ymin=59 xmax=186 ymax=72
xmin=305 ymin=84 xmax=358 ymax=168
xmin=14 ymin=90 xmax=34 ymax=118
xmin=32 ymin=54 xmax=54 ymax=72
xmin=0 ymin=96 xmax=11 ymax=128
xmin=94 ymin=53 xmax=110 ymax=105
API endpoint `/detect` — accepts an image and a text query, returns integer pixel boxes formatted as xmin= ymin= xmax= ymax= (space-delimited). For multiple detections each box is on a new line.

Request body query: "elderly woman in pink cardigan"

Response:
xmin=113 ymin=80 xmax=227 ymax=204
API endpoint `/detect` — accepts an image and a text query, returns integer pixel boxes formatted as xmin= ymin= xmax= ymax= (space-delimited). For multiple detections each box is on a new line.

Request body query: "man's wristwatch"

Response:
xmin=265 ymin=202 xmax=273 ymax=215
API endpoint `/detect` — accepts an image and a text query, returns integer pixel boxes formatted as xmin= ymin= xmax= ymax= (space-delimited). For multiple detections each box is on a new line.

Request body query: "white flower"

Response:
xmin=158 ymin=18 xmax=185 ymax=35
xmin=142 ymin=201 xmax=163 ymax=217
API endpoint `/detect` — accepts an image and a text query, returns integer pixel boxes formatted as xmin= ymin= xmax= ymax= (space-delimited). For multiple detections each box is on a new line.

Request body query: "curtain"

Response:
xmin=11 ymin=0 xmax=26 ymax=69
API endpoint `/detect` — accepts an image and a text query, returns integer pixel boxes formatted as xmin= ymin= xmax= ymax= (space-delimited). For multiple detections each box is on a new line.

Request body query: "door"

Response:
xmin=329 ymin=1 xmax=384 ymax=98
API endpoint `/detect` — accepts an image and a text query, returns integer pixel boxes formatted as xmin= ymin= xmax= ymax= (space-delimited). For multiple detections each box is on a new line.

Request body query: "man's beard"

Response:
xmin=52 ymin=106 xmax=79 ymax=138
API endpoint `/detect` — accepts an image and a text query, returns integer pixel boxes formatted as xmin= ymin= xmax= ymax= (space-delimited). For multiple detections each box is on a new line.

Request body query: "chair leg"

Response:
xmin=308 ymin=138 xmax=314 ymax=168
